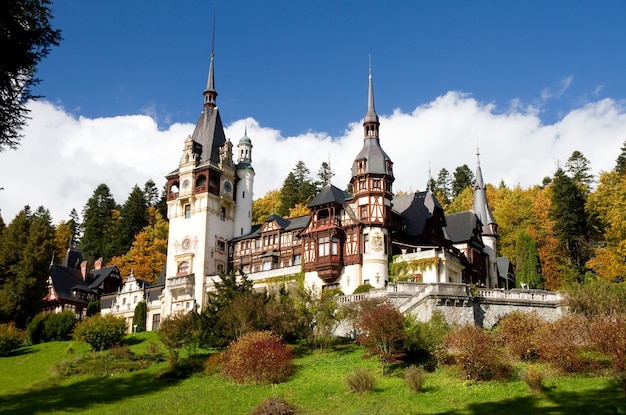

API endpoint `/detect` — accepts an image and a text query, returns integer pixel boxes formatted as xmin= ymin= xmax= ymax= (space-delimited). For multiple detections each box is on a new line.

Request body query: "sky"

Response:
xmin=2 ymin=0 xmax=626 ymax=224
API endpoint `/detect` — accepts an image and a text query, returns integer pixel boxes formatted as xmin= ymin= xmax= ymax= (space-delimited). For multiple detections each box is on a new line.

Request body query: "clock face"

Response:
xmin=182 ymin=179 xmax=190 ymax=189
xmin=182 ymin=238 xmax=191 ymax=250
xmin=223 ymin=180 xmax=232 ymax=193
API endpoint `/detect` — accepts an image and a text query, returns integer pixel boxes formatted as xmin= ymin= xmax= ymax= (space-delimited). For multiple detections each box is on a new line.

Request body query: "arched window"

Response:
xmin=178 ymin=261 xmax=190 ymax=275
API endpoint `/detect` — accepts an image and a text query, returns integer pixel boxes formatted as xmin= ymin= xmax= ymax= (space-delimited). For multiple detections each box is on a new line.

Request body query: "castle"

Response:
xmin=99 ymin=45 xmax=567 ymax=331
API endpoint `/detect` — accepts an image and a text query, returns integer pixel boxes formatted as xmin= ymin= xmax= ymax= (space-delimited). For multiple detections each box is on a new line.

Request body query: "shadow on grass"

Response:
xmin=0 ymin=369 xmax=180 ymax=415
xmin=121 ymin=335 xmax=147 ymax=346
xmin=435 ymin=381 xmax=626 ymax=415
xmin=6 ymin=346 xmax=37 ymax=357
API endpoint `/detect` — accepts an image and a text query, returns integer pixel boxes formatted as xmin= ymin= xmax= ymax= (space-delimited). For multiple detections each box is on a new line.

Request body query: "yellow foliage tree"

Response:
xmin=252 ymin=190 xmax=281 ymax=224
xmin=54 ymin=220 xmax=73 ymax=262
xmin=288 ymin=203 xmax=311 ymax=218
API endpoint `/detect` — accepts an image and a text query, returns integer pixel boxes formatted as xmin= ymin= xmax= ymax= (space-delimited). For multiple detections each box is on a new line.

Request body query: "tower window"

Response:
xmin=220 ymin=207 xmax=226 ymax=221
xmin=177 ymin=261 xmax=190 ymax=275
xmin=217 ymin=240 xmax=226 ymax=251
xmin=360 ymin=205 xmax=368 ymax=219
xmin=363 ymin=234 xmax=369 ymax=253
xmin=318 ymin=236 xmax=330 ymax=257
xmin=184 ymin=204 xmax=191 ymax=218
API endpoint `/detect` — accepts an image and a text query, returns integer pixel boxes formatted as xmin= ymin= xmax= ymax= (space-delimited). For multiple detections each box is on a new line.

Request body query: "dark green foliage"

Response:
xmin=514 ymin=230 xmax=543 ymax=289
xmin=0 ymin=206 xmax=55 ymax=327
xmin=43 ymin=311 xmax=77 ymax=341
xmin=565 ymin=150 xmax=594 ymax=187
xmin=435 ymin=168 xmax=452 ymax=203
xmin=0 ymin=322 xmax=24 ymax=356
xmin=0 ymin=0 xmax=62 ymax=151
xmin=262 ymin=285 xmax=309 ymax=343
xmin=344 ymin=367 xmax=376 ymax=394
xmin=26 ymin=313 xmax=46 ymax=344
xmin=80 ymin=184 xmax=118 ymax=262
xmin=221 ymin=331 xmax=294 ymax=384
xmin=86 ymin=300 xmax=100 ymax=317
xmin=72 ymin=314 xmax=127 ymax=351
xmin=157 ymin=311 xmax=199 ymax=363
xmin=352 ymin=284 xmax=373 ymax=294
xmin=403 ymin=311 xmax=450 ymax=368
xmin=317 ymin=161 xmax=335 ymax=189
xmin=133 ymin=301 xmax=147 ymax=332
xmin=452 ymin=164 xmax=474 ymax=199
xmin=278 ymin=161 xmax=317 ymax=216
xmin=117 ymin=185 xmax=149 ymax=255
xmin=616 ymin=140 xmax=626 ymax=175
xmin=550 ymin=168 xmax=591 ymax=282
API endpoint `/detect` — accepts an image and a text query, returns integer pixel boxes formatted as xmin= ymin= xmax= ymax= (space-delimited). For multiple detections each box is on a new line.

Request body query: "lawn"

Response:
xmin=0 ymin=333 xmax=624 ymax=415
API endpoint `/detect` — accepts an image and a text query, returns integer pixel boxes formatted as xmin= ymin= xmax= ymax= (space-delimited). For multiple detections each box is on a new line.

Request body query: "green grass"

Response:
xmin=0 ymin=334 xmax=624 ymax=414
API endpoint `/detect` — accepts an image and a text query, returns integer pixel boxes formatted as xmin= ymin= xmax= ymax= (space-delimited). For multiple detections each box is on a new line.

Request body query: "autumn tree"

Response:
xmin=278 ymin=161 xmax=317 ymax=217
xmin=81 ymin=184 xmax=119 ymax=263
xmin=586 ymin=170 xmax=626 ymax=281
xmin=109 ymin=207 xmax=168 ymax=284
xmin=252 ymin=189 xmax=280 ymax=224
xmin=452 ymin=164 xmax=474 ymax=199
xmin=515 ymin=230 xmax=543 ymax=289
xmin=0 ymin=0 xmax=62 ymax=151
xmin=0 ymin=206 xmax=55 ymax=327
xmin=357 ymin=303 xmax=406 ymax=375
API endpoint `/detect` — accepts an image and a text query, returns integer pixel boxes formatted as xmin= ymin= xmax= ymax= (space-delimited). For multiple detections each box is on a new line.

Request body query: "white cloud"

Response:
xmin=1 ymin=94 xmax=625 ymax=224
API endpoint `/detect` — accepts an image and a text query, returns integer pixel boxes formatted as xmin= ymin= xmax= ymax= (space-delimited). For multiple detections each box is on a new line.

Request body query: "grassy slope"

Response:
xmin=0 ymin=334 xmax=624 ymax=415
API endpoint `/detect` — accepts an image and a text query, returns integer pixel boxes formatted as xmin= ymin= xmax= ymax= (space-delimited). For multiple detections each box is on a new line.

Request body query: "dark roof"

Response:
xmin=351 ymin=138 xmax=393 ymax=177
xmin=191 ymin=106 xmax=227 ymax=164
xmin=88 ymin=266 xmax=120 ymax=290
xmin=497 ymin=257 xmax=514 ymax=278
xmin=392 ymin=191 xmax=443 ymax=237
xmin=155 ymin=264 xmax=166 ymax=287
xmin=264 ymin=214 xmax=291 ymax=229
xmin=48 ymin=265 xmax=90 ymax=303
xmin=308 ymin=185 xmax=351 ymax=208
xmin=146 ymin=286 xmax=163 ymax=302
xmin=100 ymin=294 xmax=116 ymax=309
xmin=285 ymin=215 xmax=311 ymax=231
xmin=231 ymin=215 xmax=310 ymax=242
xmin=61 ymin=248 xmax=83 ymax=269
xmin=444 ymin=211 xmax=479 ymax=243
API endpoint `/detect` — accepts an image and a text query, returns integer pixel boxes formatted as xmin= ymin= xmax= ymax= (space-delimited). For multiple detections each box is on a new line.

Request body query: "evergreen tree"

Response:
xmin=514 ymin=230 xmax=543 ymax=289
xmin=316 ymin=161 xmax=335 ymax=189
xmin=616 ymin=140 xmax=626 ymax=176
xmin=117 ymin=185 xmax=149 ymax=255
xmin=452 ymin=164 xmax=475 ymax=199
xmin=550 ymin=168 xmax=590 ymax=283
xmin=435 ymin=168 xmax=452 ymax=203
xmin=0 ymin=206 xmax=55 ymax=327
xmin=143 ymin=179 xmax=160 ymax=207
xmin=68 ymin=208 xmax=80 ymax=245
xmin=426 ymin=176 xmax=437 ymax=192
xmin=278 ymin=161 xmax=317 ymax=217
xmin=133 ymin=301 xmax=147 ymax=332
xmin=81 ymin=184 xmax=118 ymax=263
xmin=565 ymin=150 xmax=593 ymax=188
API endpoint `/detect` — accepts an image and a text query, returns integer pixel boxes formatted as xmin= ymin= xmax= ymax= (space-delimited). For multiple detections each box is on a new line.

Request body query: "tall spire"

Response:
xmin=363 ymin=55 xmax=379 ymax=138
xmin=203 ymin=6 xmax=218 ymax=109
xmin=473 ymin=148 xmax=497 ymax=236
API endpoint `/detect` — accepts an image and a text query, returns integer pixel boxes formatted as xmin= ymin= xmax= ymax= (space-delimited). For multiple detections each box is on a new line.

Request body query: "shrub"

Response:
xmin=404 ymin=311 xmax=450 ymax=368
xmin=536 ymin=314 xmax=591 ymax=373
xmin=133 ymin=301 xmax=147 ymax=332
xmin=204 ymin=352 xmax=223 ymax=375
xmin=590 ymin=313 xmax=626 ymax=394
xmin=86 ymin=301 xmax=100 ymax=317
xmin=157 ymin=312 xmax=199 ymax=364
xmin=404 ymin=365 xmax=426 ymax=393
xmin=0 ymin=322 xmax=24 ymax=356
xmin=72 ymin=314 xmax=127 ymax=351
xmin=443 ymin=324 xmax=513 ymax=381
xmin=222 ymin=331 xmax=293 ymax=384
xmin=352 ymin=284 xmax=374 ymax=294
xmin=357 ymin=303 xmax=406 ymax=375
xmin=496 ymin=311 xmax=543 ymax=361
xmin=520 ymin=364 xmax=544 ymax=394
xmin=250 ymin=397 xmax=297 ymax=415
xmin=26 ymin=313 xmax=46 ymax=345
xmin=43 ymin=311 xmax=77 ymax=341
xmin=344 ymin=367 xmax=376 ymax=394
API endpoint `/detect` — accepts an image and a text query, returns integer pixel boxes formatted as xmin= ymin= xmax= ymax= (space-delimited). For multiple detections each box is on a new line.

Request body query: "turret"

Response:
xmin=234 ymin=128 xmax=255 ymax=237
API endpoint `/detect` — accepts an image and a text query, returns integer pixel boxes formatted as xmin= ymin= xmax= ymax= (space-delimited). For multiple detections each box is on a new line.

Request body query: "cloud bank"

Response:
xmin=1 ymin=93 xmax=625 ymax=224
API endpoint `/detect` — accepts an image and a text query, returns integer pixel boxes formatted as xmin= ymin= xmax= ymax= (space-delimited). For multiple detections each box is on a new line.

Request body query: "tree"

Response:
xmin=133 ymin=301 xmax=147 ymax=332
xmin=565 ymin=150 xmax=593 ymax=188
xmin=515 ymin=230 xmax=543 ymax=289
xmin=53 ymin=219 xmax=72 ymax=262
xmin=278 ymin=161 xmax=317 ymax=217
xmin=143 ymin=179 xmax=160 ymax=207
xmin=0 ymin=0 xmax=62 ymax=151
xmin=317 ymin=161 xmax=335 ymax=189
xmin=252 ymin=189 xmax=280 ymax=224
xmin=0 ymin=206 xmax=55 ymax=327
xmin=357 ymin=303 xmax=406 ymax=375
xmin=452 ymin=164 xmax=474 ymax=199
xmin=117 ymin=185 xmax=149 ymax=255
xmin=550 ymin=168 xmax=590 ymax=284
xmin=616 ymin=140 xmax=626 ymax=176
xmin=435 ymin=168 xmax=452 ymax=204
xmin=81 ymin=184 xmax=118 ymax=262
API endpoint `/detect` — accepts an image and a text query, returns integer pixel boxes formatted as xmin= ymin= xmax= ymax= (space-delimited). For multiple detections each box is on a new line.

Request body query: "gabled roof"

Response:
xmin=392 ymin=191 xmax=444 ymax=237
xmin=231 ymin=215 xmax=310 ymax=242
xmin=444 ymin=211 xmax=480 ymax=243
xmin=308 ymin=184 xmax=351 ymax=208
xmin=264 ymin=214 xmax=291 ymax=229
xmin=48 ymin=265 xmax=90 ymax=303
xmin=88 ymin=265 xmax=120 ymax=290
xmin=497 ymin=257 xmax=514 ymax=278
xmin=61 ymin=248 xmax=83 ymax=269
xmin=191 ymin=107 xmax=227 ymax=164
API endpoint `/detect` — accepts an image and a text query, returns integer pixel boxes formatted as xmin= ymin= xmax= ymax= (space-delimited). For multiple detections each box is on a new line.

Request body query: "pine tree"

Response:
xmin=81 ymin=184 xmax=118 ymax=263
xmin=317 ymin=161 xmax=334 ymax=189
xmin=565 ymin=150 xmax=593 ymax=188
xmin=616 ymin=140 xmax=626 ymax=176
xmin=515 ymin=230 xmax=543 ymax=289
xmin=117 ymin=185 xmax=149 ymax=255
xmin=278 ymin=161 xmax=317 ymax=217
xmin=452 ymin=164 xmax=474 ymax=199
xmin=143 ymin=179 xmax=160 ymax=207
xmin=436 ymin=168 xmax=452 ymax=204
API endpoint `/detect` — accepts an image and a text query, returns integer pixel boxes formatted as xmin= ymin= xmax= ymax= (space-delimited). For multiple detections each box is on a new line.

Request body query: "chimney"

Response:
xmin=81 ymin=261 xmax=88 ymax=281
xmin=94 ymin=257 xmax=104 ymax=270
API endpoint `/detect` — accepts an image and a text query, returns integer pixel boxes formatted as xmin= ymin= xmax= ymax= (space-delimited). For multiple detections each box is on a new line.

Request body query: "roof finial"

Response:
xmin=211 ymin=4 xmax=216 ymax=58
xmin=204 ymin=5 xmax=218 ymax=107
xmin=364 ymin=54 xmax=379 ymax=127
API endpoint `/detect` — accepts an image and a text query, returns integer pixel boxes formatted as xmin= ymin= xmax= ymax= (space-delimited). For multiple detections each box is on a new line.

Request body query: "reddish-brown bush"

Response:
xmin=443 ymin=324 xmax=512 ymax=381
xmin=536 ymin=314 xmax=591 ymax=373
xmin=250 ymin=397 xmax=297 ymax=415
xmin=221 ymin=331 xmax=293 ymax=384
xmin=496 ymin=311 xmax=543 ymax=361
xmin=357 ymin=303 xmax=406 ymax=375
xmin=204 ymin=352 xmax=223 ymax=375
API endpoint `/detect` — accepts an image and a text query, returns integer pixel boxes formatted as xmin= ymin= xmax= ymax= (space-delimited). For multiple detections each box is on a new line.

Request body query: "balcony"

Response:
xmin=168 ymin=273 xmax=194 ymax=296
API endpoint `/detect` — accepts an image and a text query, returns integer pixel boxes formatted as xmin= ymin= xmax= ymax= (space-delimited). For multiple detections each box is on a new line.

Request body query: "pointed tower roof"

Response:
xmin=472 ymin=150 xmax=497 ymax=236
xmin=364 ymin=66 xmax=379 ymax=124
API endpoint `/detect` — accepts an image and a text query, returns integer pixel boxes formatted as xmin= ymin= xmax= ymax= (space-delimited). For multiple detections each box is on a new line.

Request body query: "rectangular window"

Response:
xmin=331 ymin=236 xmax=339 ymax=255
xmin=318 ymin=236 xmax=330 ymax=257
xmin=184 ymin=204 xmax=191 ymax=219
xmin=217 ymin=240 xmax=226 ymax=251
xmin=152 ymin=314 xmax=161 ymax=331
xmin=220 ymin=207 xmax=226 ymax=221
xmin=373 ymin=179 xmax=381 ymax=189
xmin=360 ymin=205 xmax=368 ymax=219
xmin=293 ymin=254 xmax=302 ymax=265
xmin=359 ymin=179 xmax=366 ymax=190
xmin=363 ymin=234 xmax=369 ymax=253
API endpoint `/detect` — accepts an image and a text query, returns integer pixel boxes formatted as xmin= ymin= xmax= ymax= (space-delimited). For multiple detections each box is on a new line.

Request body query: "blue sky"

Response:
xmin=1 ymin=0 xmax=626 ymax=223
